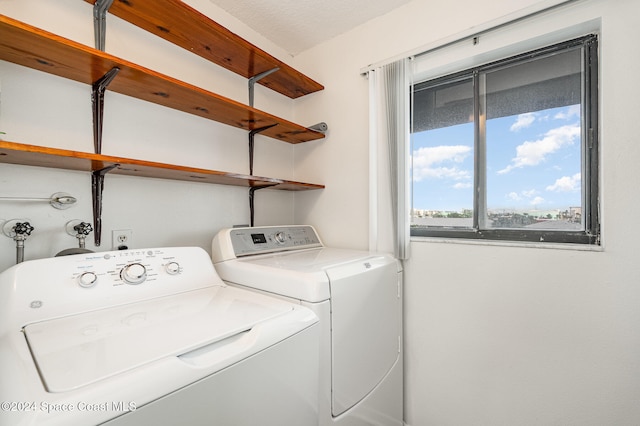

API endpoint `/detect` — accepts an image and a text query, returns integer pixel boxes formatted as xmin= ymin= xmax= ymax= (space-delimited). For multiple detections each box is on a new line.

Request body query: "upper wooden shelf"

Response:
xmin=0 ymin=15 xmax=324 ymax=144
xmin=84 ymin=0 xmax=324 ymax=99
xmin=0 ymin=141 xmax=324 ymax=191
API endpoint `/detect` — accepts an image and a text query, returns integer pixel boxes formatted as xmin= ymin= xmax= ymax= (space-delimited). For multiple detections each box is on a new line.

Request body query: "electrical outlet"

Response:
xmin=112 ymin=229 xmax=132 ymax=250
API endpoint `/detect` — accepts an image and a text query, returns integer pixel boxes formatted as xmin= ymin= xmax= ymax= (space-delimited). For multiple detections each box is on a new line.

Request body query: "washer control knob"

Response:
xmin=274 ymin=231 xmax=287 ymax=244
xmin=78 ymin=271 xmax=98 ymax=288
xmin=165 ymin=261 xmax=180 ymax=275
xmin=121 ymin=263 xmax=147 ymax=285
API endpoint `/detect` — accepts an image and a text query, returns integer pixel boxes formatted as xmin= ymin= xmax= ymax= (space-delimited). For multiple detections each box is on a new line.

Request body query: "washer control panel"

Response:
xmin=70 ymin=248 xmax=183 ymax=289
xmin=229 ymin=225 xmax=323 ymax=257
xmin=1 ymin=247 xmax=222 ymax=326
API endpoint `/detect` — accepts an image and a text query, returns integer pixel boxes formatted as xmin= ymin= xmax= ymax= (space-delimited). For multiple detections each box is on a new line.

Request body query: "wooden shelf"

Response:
xmin=0 ymin=141 xmax=324 ymax=191
xmin=84 ymin=0 xmax=323 ymax=99
xmin=0 ymin=15 xmax=324 ymax=144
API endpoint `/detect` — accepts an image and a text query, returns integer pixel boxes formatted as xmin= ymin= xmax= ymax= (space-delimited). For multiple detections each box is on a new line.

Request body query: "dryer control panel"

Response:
xmin=225 ymin=225 xmax=323 ymax=257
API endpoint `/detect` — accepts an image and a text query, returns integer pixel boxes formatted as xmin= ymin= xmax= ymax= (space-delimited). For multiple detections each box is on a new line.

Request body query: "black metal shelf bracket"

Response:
xmin=247 ymin=123 xmax=277 ymax=226
xmin=249 ymin=185 xmax=272 ymax=227
xmin=91 ymin=164 xmax=119 ymax=246
xmin=248 ymin=123 xmax=278 ymax=176
xmin=92 ymin=0 xmax=115 ymax=51
xmin=248 ymin=67 xmax=280 ymax=107
xmin=91 ymin=67 xmax=120 ymax=154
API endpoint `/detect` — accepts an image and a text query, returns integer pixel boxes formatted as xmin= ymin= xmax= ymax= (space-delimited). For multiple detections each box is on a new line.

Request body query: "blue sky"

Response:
xmin=411 ymin=105 xmax=582 ymax=212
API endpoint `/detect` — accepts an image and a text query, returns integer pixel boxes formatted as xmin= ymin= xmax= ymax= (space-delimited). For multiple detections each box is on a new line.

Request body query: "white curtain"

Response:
xmin=369 ymin=58 xmax=411 ymax=260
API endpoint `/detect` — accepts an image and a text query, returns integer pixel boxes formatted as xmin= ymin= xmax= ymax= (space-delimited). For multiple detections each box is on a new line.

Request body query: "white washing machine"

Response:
xmin=0 ymin=246 xmax=319 ymax=426
xmin=212 ymin=225 xmax=403 ymax=426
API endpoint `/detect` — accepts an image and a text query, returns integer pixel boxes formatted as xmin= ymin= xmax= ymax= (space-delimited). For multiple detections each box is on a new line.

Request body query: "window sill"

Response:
xmin=410 ymin=236 xmax=604 ymax=252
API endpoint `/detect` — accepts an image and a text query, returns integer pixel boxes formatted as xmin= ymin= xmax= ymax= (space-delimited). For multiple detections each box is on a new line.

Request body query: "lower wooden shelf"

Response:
xmin=0 ymin=141 xmax=324 ymax=191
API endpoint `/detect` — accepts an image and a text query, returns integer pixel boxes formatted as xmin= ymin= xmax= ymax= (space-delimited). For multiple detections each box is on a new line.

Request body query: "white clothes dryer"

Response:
xmin=0 ymin=247 xmax=319 ymax=426
xmin=212 ymin=225 xmax=403 ymax=426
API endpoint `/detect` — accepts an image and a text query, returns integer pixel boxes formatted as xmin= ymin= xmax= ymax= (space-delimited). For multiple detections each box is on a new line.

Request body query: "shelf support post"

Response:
xmin=93 ymin=0 xmax=115 ymax=51
xmin=91 ymin=164 xmax=119 ymax=246
xmin=249 ymin=185 xmax=272 ymax=227
xmin=92 ymin=67 xmax=120 ymax=154
xmin=248 ymin=67 xmax=279 ymax=107
xmin=248 ymin=124 xmax=277 ymax=175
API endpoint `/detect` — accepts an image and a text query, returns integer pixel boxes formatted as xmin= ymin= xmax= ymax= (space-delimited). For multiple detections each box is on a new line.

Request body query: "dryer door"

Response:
xmin=327 ymin=255 xmax=400 ymax=417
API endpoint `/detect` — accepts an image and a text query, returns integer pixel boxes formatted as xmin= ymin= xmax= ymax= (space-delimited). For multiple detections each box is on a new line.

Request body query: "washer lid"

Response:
xmin=23 ymin=286 xmax=293 ymax=393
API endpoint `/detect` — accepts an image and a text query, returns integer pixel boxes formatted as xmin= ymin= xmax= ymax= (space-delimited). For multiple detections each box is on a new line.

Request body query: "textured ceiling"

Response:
xmin=208 ymin=0 xmax=412 ymax=55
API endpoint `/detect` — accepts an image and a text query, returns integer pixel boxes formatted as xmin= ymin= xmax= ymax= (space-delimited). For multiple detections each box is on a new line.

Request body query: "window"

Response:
xmin=410 ymin=35 xmax=599 ymax=244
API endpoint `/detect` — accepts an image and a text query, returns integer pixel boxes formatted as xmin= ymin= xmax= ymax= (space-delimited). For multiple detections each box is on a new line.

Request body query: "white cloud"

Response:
xmin=530 ymin=196 xmax=545 ymax=206
xmin=412 ymin=145 xmax=472 ymax=182
xmin=498 ymin=124 xmax=580 ymax=174
xmin=510 ymin=113 xmax=536 ymax=131
xmin=546 ymin=173 xmax=581 ymax=192
xmin=506 ymin=189 xmax=538 ymax=202
xmin=507 ymin=192 xmax=521 ymax=201
xmin=554 ymin=105 xmax=580 ymax=120
xmin=453 ymin=182 xmax=472 ymax=189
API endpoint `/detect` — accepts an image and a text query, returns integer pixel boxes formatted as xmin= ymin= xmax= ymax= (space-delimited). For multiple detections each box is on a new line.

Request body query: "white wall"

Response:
xmin=293 ymin=0 xmax=640 ymax=424
xmin=0 ymin=0 xmax=321 ymax=271
xmin=3 ymin=0 xmax=640 ymax=424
